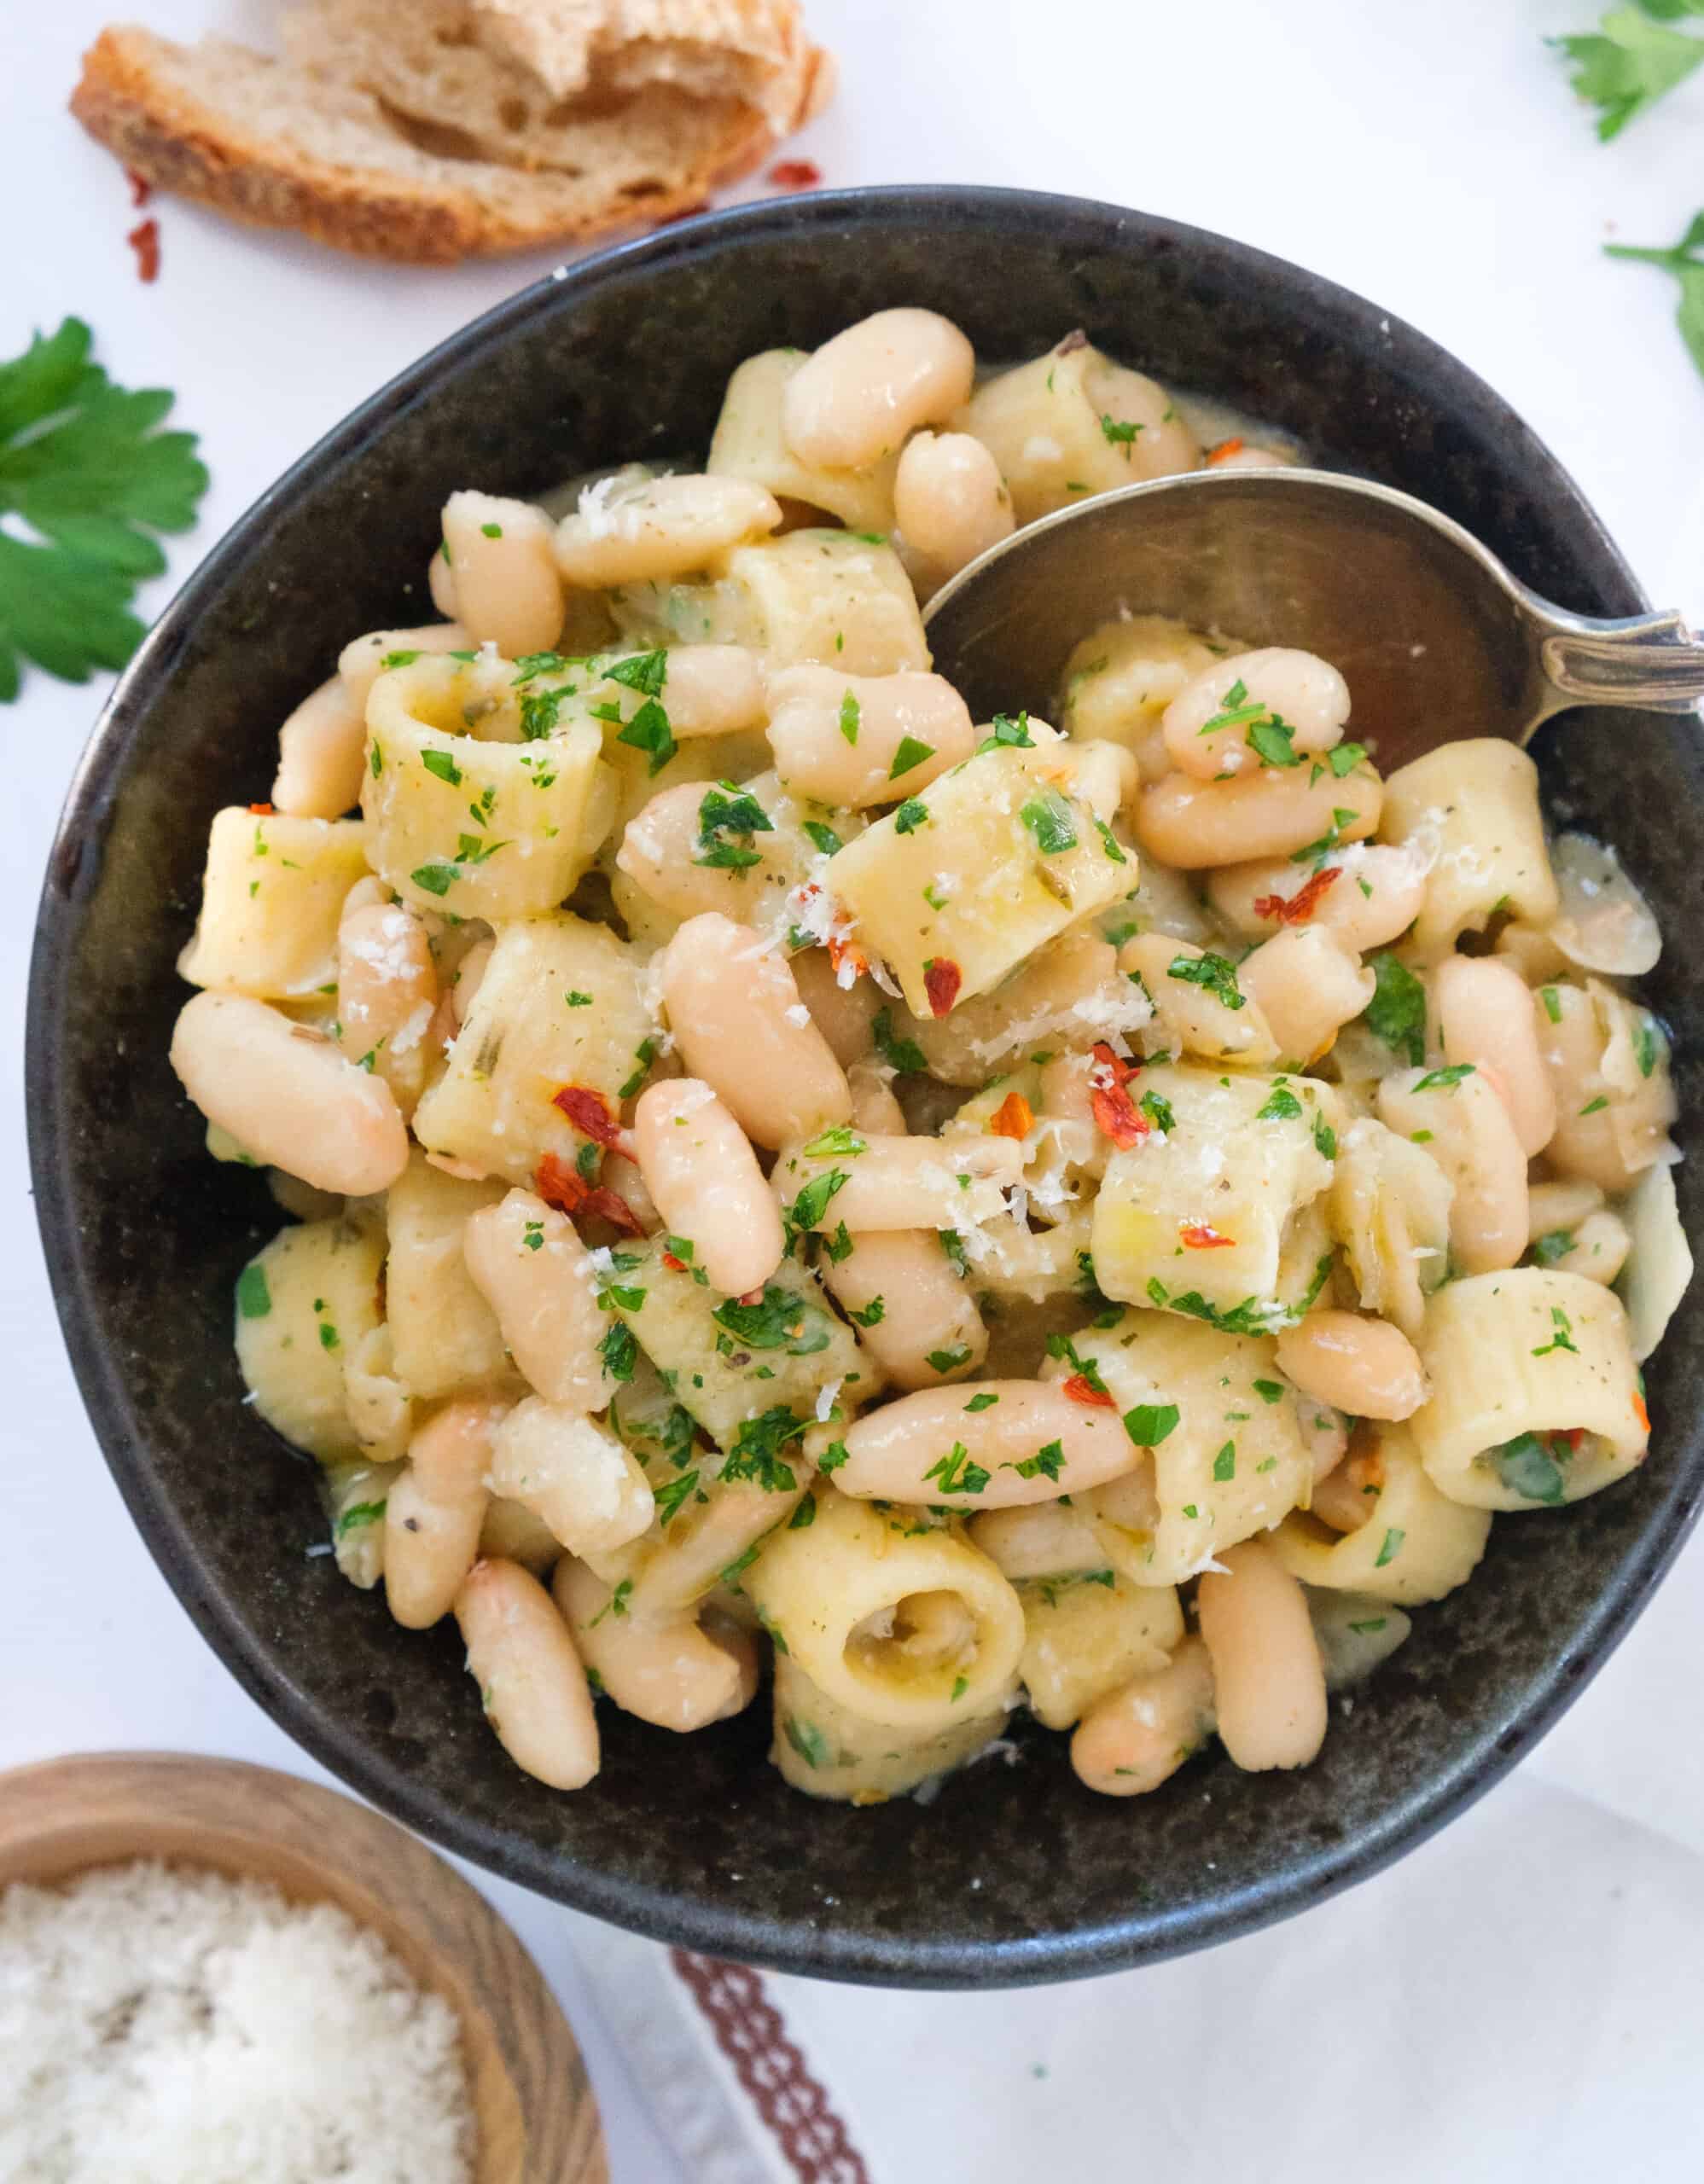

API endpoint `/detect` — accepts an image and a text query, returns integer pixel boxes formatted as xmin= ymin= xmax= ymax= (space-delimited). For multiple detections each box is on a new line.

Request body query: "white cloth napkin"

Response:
xmin=571 ymin=1760 xmax=1704 ymax=2184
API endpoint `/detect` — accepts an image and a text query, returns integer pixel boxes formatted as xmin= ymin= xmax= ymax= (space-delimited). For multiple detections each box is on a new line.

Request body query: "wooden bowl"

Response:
xmin=0 ymin=1751 xmax=607 ymax=2184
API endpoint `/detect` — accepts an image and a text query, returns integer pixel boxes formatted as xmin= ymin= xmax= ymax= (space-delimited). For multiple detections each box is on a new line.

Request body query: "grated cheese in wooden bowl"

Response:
xmin=0 ymin=1860 xmax=475 ymax=2182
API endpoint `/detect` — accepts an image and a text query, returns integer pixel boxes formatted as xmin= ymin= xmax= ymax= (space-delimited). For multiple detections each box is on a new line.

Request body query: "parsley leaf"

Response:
xmin=1123 ymin=1403 xmax=1179 ymax=1447
xmin=923 ymin=1442 xmax=992 ymax=1496
xmin=1257 ymin=1084 xmax=1304 ymax=1123
xmin=616 ymin=696 xmax=675 ymax=775
xmin=979 ymin=711 xmax=1034 ymax=751
xmin=0 ymin=317 xmax=210 ymax=700
xmin=719 ymin=1405 xmax=805 ymax=1492
xmin=893 ymin=797 xmax=930 ymax=834
xmin=1412 ymin=1062 xmax=1476 ymax=1092
xmin=605 ymin=648 xmax=668 ymax=698
xmin=802 ymin=818 xmax=843 ymax=857
xmin=1607 ymin=212 xmax=1704 ymax=381
xmin=1167 ymin=951 xmax=1245 ymax=1011
xmin=840 ymin=689 xmax=861 ymax=744
xmin=890 ymin=734 xmax=936 ymax=779
xmin=1020 ymin=789 xmax=1079 ymax=855
xmin=873 ymin=1007 xmax=928 ymax=1074
xmin=1553 ymin=8 xmax=1704 ymax=140
xmin=1491 ymin=1431 xmax=1568 ymax=1506
xmin=712 ymin=1284 xmax=833 ymax=1356
xmin=1363 ymin=951 xmax=1428 ymax=1066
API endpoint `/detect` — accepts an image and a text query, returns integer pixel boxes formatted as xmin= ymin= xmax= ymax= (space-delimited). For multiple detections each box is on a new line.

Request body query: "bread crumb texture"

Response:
xmin=71 ymin=1 xmax=832 ymax=261
xmin=0 ymin=1859 xmax=475 ymax=2182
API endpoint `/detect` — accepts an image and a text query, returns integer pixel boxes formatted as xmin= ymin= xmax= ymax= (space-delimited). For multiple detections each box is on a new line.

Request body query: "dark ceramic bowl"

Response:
xmin=29 ymin=189 xmax=1703 ymax=1988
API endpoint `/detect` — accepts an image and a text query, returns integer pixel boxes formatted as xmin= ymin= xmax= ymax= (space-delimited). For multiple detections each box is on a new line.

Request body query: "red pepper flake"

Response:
xmin=126 ymin=170 xmax=154 ymax=207
xmin=1556 ymin=1427 xmax=1585 ymax=1451
xmin=768 ymin=160 xmax=823 ymax=190
xmin=1179 ymin=1223 xmax=1236 ymax=1249
xmin=1061 ymin=1373 xmax=1116 ymax=1410
xmin=1205 ymin=437 xmax=1245 ymax=466
xmin=1632 ymin=1392 xmax=1650 ymax=1434
xmin=535 ymin=1153 xmax=644 ymax=1236
xmin=1253 ymin=866 xmax=1341 ymax=926
xmin=989 ymin=1091 xmax=1033 ymax=1141
xmin=127 ymin=217 xmax=160 ymax=284
xmin=248 ymin=801 xmax=274 ymax=816
xmin=1088 ymin=1041 xmax=1148 ymax=1149
xmin=552 ymin=1083 xmax=625 ymax=1147
xmin=661 ymin=1251 xmax=689 ymax=1273
xmin=923 ymin=958 xmax=962 ymax=1018
xmin=828 ymin=931 xmax=868 ymax=982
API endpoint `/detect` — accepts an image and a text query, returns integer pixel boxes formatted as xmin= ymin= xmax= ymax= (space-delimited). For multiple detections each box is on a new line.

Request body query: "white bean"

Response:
xmin=788 ymin=946 xmax=881 ymax=1068
xmin=462 ymin=1188 xmax=605 ymax=1409
xmin=1378 ymin=1066 xmax=1527 ymax=1274
xmin=846 ymin=1059 xmax=907 ymax=1132
xmin=1121 ymin=932 xmax=1279 ymax=1065
xmin=336 ymin=895 xmax=439 ymax=1114
xmin=1195 ymin=1538 xmax=1327 ymax=1772
xmin=170 ymin=991 xmax=409 ymax=1196
xmin=1207 ymin=843 xmax=1428 ymax=953
xmin=272 ymin=676 xmax=367 ymax=818
xmin=337 ymin=623 xmax=470 ymax=714
xmin=646 ymin=645 xmax=768 ymax=736
xmin=1527 ymin=1177 xmax=1605 ymax=1240
xmin=1434 ymin=955 xmax=1556 ymax=1157
xmin=555 ymin=1559 xmax=759 ymax=1733
xmin=774 ymin=1131 xmax=1023 ymax=1233
xmin=1137 ymin=766 xmax=1381 ymax=871
xmin=633 ymin=1078 xmax=784 ymax=1297
xmin=1070 ymin=1637 xmax=1218 ymax=1796
xmin=439 ymin=491 xmax=564 ymax=659
xmin=386 ymin=1399 xmax=506 ymax=1629
xmin=765 ymin=667 xmax=974 ymax=806
xmin=893 ymin=430 xmax=1015 ymax=584
xmin=554 ymin=474 xmax=781 ymax=588
xmin=831 ymin=1380 xmax=1140 ymax=1507
xmin=819 ymin=1228 xmax=989 ymax=1390
xmin=1275 ymin=1310 xmax=1428 ymax=1421
xmin=659 ymin=914 xmax=852 ymax=1148
xmin=1162 ymin=648 xmax=1351 ymax=782
xmin=1237 ymin=928 xmax=1374 ymax=1066
xmin=782 ymin=309 xmax=976 ymax=472
xmin=455 ymin=1559 xmax=599 ymax=1790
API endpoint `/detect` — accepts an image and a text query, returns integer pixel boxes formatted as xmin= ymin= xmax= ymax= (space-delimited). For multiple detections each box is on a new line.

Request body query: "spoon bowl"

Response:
xmin=923 ymin=468 xmax=1704 ymax=770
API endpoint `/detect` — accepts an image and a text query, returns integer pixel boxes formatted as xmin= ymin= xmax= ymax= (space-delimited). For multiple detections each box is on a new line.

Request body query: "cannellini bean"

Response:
xmin=336 ymin=896 xmax=439 ymax=1114
xmin=1275 ymin=1310 xmax=1428 ymax=1421
xmin=765 ymin=667 xmax=974 ymax=806
xmin=659 ymin=914 xmax=851 ymax=1148
xmin=846 ymin=1059 xmax=907 ymax=1131
xmin=1161 ymin=648 xmax=1351 ymax=782
xmin=429 ymin=537 xmax=458 ymax=618
xmin=970 ymin=1500 xmax=1108 ymax=1579
xmin=1238 ymin=928 xmax=1374 ymax=1066
xmin=1195 ymin=1539 xmax=1327 ymax=1772
xmin=1208 ymin=843 xmax=1428 ymax=954
xmin=633 ymin=1078 xmax=784 ymax=1297
xmin=463 ymin=1188 xmax=605 ymax=1409
xmin=439 ymin=491 xmax=564 ymax=659
xmin=775 ymin=1131 xmax=1023 ymax=1232
xmin=1056 ymin=739 xmax=1138 ymax=825
xmin=554 ymin=474 xmax=781 ymax=588
xmin=555 ymin=1560 xmax=759 ymax=1733
xmin=915 ymin=929 xmax=1125 ymax=1088
xmin=455 ymin=1559 xmax=599 ymax=1791
xmin=1378 ymin=1066 xmax=1527 ymax=1274
xmin=1295 ymin=1399 xmax=1350 ymax=1482
xmin=782 ymin=309 xmax=975 ymax=472
xmin=831 ymin=1380 xmax=1141 ymax=1507
xmin=1527 ymin=1177 xmax=1605 ymax=1240
xmin=487 ymin=1398 xmax=654 ymax=1556
xmin=448 ymin=934 xmax=493 ymax=1026
xmin=171 ymin=991 xmax=409 ymax=1196
xmin=1070 ymin=1637 xmax=1218 ymax=1797
xmin=893 ymin=430 xmax=1015 ymax=584
xmin=1121 ymin=933 xmax=1279 ymax=1065
xmin=792 ymin=946 xmax=881 ymax=1066
xmin=1137 ymin=765 xmax=1381 ymax=871
xmin=272 ymin=676 xmax=367 ymax=818
xmin=644 ymin=645 xmax=769 ymax=735
xmin=1434 ymin=956 xmax=1556 ymax=1156
xmin=1548 ymin=1206 xmax=1632 ymax=1286
xmin=386 ymin=1399 xmax=506 ymax=1629
xmin=819 ymin=1227 xmax=989 ymax=1389
xmin=616 ymin=779 xmax=796 ymax=927
xmin=338 ymin=623 xmax=470 ymax=713
xmin=1310 ymin=1449 xmax=1384 ymax=1532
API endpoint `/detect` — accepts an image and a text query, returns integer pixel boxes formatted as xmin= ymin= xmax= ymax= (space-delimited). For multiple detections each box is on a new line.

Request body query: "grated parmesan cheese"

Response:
xmin=0 ymin=1861 xmax=474 ymax=2184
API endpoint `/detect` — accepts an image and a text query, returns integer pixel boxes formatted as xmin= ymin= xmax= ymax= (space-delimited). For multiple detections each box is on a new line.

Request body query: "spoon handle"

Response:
xmin=1538 ymin=608 xmax=1704 ymax=713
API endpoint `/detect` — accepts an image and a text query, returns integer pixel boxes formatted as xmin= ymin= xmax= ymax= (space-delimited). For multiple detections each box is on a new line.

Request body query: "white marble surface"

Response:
xmin=4 ymin=2 xmax=1703 ymax=2176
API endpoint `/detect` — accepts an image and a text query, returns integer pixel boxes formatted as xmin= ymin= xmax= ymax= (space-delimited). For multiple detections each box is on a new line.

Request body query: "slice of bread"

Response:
xmin=279 ymin=0 xmax=823 ymax=177
xmin=70 ymin=8 xmax=829 ymax=264
xmin=470 ymin=0 xmax=820 ymax=124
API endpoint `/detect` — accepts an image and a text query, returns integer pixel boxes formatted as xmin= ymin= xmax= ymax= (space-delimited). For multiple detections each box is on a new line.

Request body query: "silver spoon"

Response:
xmin=921 ymin=468 xmax=1704 ymax=772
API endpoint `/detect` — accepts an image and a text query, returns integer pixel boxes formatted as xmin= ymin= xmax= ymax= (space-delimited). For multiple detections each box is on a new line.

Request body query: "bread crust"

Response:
xmin=70 ymin=24 xmax=826 ymax=263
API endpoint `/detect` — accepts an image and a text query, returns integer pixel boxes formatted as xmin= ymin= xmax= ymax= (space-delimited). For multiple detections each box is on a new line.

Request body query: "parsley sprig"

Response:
xmin=1553 ymin=4 xmax=1704 ymax=140
xmin=0 ymin=318 xmax=209 ymax=700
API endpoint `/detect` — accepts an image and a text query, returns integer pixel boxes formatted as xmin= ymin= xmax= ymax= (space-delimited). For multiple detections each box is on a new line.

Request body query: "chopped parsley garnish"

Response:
xmin=1091 ymin=815 xmax=1128 ymax=863
xmin=979 ymin=711 xmax=1034 ymax=751
xmin=615 ymin=696 xmax=675 ymax=775
xmin=236 ymin=1263 xmax=271 ymax=1319
xmin=1213 ymin=1441 xmax=1236 ymax=1481
xmin=849 ymin=1297 xmax=886 ymax=1328
xmin=1633 ymin=1014 xmax=1660 ymax=1077
xmin=839 ymin=690 xmax=861 ymax=744
xmin=1363 ymin=951 xmax=1428 ymax=1066
xmin=654 ymin=1469 xmax=701 ymax=1526
xmin=927 ymin=1345 xmax=973 ymax=1374
xmin=893 ymin=797 xmax=930 ymax=834
xmin=1329 ymin=741 xmax=1368 ymax=777
xmin=803 ymin=1124 xmax=865 ymax=1159
xmin=617 ymin=1037 xmax=658 ymax=1101
xmin=1607 ymin=212 xmax=1704 ymax=381
xmin=788 ymin=1495 xmax=817 ymax=1531
xmin=784 ymin=1716 xmax=829 ymax=1769
xmin=1491 ymin=1431 xmax=1569 ymax=1505
xmin=597 ymin=1321 xmax=637 ymax=1383
xmin=873 ymin=1008 xmax=928 ymax=1073
xmin=1247 ymin=715 xmax=1300 ymax=769
xmin=605 ymin=649 xmax=668 ymax=698
xmin=1539 ymin=985 xmax=1563 ymax=1024
xmin=890 ymin=734 xmax=936 ymax=779
xmin=712 ymin=1285 xmax=832 ymax=1356
xmin=782 ymin=1168 xmax=849 ymax=1246
xmin=720 ymin=1405 xmax=806 ymax=1492
xmin=1257 ymin=1084 xmax=1304 ymax=1123
xmin=817 ymin=1439 xmax=851 ymax=1474
xmin=698 ymin=781 xmax=773 ymax=846
xmin=1412 ymin=1062 xmax=1476 ymax=1092
xmin=924 ymin=1442 xmax=992 ymax=1496
xmin=1579 ymin=1095 xmax=1609 ymax=1116
xmin=1532 ymin=1228 xmax=1577 ymax=1268
xmin=1291 ymin=807 xmax=1358 ymax=870
xmin=589 ymin=1577 xmax=633 ymax=1626
xmin=1374 ymin=1527 xmax=1405 ymax=1569
xmin=1100 ymin=413 xmax=1143 ymax=452
xmin=802 ymin=819 xmax=843 ymax=857
xmin=1167 ymin=951 xmax=1245 ymax=1011
xmin=939 ymin=1228 xmax=969 ymax=1276
xmin=1532 ymin=1306 xmax=1580 ymax=1357
xmin=1020 ymin=789 xmax=1079 ymax=855
xmin=335 ymin=1499 xmax=386 ymax=1537
xmin=1124 ymin=1403 xmax=1180 ymax=1447
xmin=421 ymin=748 xmax=463 ymax=786
xmin=1139 ymin=1088 xmax=1175 ymax=1134
xmin=1312 ymin=1114 xmax=1337 ymax=1160
xmin=964 ymin=1391 xmax=999 ymax=1412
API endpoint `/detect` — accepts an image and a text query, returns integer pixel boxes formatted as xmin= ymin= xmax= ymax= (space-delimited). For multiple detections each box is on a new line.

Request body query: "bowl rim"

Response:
xmin=27 ymin=183 xmax=1684 ymax=1988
